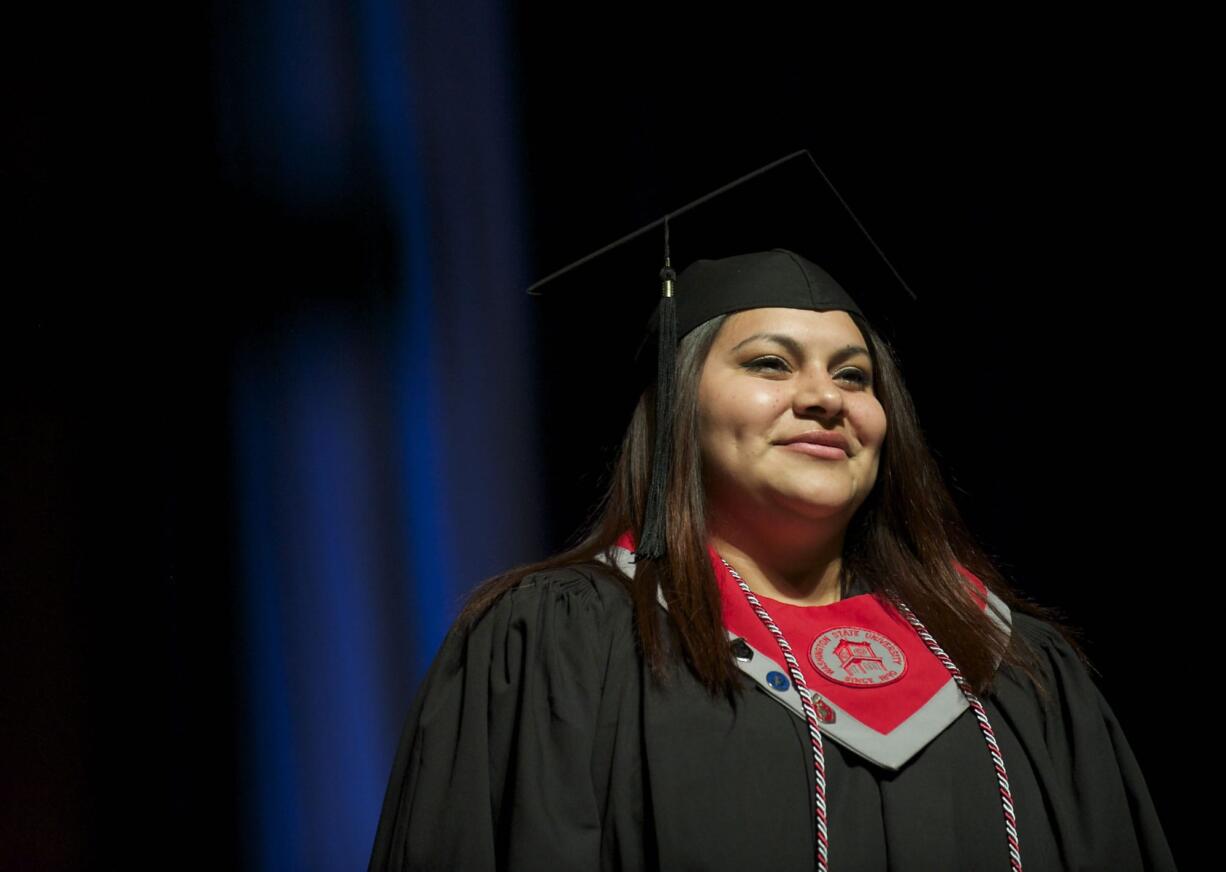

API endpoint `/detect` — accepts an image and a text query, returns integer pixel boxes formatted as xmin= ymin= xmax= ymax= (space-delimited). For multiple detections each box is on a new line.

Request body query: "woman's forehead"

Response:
xmin=718 ymin=307 xmax=866 ymax=345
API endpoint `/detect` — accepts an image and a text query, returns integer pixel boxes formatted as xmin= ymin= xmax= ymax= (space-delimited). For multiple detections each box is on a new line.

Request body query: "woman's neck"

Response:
xmin=707 ymin=519 xmax=846 ymax=607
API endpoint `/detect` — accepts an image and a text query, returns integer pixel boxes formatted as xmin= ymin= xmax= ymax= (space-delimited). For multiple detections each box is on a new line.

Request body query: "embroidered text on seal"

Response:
xmin=809 ymin=626 xmax=907 ymax=687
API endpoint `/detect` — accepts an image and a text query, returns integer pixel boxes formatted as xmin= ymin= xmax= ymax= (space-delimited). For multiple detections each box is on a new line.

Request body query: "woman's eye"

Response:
xmin=746 ymin=356 xmax=789 ymax=372
xmin=837 ymin=368 xmax=871 ymax=387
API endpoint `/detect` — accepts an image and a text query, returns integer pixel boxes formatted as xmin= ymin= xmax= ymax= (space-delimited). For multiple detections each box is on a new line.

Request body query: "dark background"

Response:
xmin=4 ymin=5 xmax=1206 ymax=869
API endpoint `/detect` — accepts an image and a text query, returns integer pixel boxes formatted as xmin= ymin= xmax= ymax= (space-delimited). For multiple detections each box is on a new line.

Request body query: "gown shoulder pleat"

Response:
xmin=367 ymin=565 xmax=640 ymax=872
xmin=989 ymin=613 xmax=1178 ymax=871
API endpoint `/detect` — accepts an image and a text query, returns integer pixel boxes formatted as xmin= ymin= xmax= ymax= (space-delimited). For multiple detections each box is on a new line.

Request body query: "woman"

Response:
xmin=368 ymin=154 xmax=1176 ymax=871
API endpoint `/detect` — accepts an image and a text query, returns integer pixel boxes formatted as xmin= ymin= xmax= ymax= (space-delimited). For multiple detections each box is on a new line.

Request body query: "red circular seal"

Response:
xmin=809 ymin=626 xmax=907 ymax=687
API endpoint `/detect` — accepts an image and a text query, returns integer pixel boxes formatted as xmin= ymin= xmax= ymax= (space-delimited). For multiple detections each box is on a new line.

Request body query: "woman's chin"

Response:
xmin=767 ymin=490 xmax=858 ymax=523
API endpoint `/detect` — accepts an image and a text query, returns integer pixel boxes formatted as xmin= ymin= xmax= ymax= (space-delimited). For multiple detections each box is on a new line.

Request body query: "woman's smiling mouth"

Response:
xmin=778 ymin=442 xmax=848 ymax=459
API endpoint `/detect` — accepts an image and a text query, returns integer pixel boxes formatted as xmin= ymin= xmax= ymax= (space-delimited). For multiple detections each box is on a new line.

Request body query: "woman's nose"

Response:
xmin=794 ymin=369 xmax=843 ymax=419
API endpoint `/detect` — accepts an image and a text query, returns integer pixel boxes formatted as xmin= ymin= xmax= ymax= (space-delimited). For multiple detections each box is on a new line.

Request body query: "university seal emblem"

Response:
xmin=809 ymin=625 xmax=907 ymax=687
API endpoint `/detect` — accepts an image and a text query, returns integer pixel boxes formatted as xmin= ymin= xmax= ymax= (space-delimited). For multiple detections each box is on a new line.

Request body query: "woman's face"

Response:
xmin=696 ymin=307 xmax=887 ymax=527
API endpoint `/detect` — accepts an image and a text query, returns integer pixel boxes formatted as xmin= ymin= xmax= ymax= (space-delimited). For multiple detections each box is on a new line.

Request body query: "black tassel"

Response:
xmin=635 ymin=262 xmax=677 ymax=562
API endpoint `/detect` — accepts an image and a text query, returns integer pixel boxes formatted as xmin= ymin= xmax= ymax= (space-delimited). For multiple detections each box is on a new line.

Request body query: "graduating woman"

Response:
xmin=368 ymin=152 xmax=1176 ymax=871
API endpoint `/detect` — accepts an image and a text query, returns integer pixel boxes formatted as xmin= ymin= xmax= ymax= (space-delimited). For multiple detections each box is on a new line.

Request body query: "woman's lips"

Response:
xmin=779 ymin=442 xmax=848 ymax=459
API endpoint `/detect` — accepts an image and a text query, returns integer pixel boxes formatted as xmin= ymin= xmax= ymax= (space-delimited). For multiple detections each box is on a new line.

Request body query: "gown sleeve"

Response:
xmin=1007 ymin=614 xmax=1178 ymax=871
xmin=367 ymin=568 xmax=630 ymax=872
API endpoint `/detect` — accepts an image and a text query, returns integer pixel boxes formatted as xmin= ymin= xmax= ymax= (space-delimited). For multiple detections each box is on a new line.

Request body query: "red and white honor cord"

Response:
xmin=893 ymin=599 xmax=1022 ymax=872
xmin=721 ymin=558 xmax=1022 ymax=872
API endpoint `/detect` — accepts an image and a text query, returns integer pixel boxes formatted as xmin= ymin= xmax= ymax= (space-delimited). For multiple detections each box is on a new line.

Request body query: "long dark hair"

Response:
xmin=455 ymin=310 xmax=1083 ymax=702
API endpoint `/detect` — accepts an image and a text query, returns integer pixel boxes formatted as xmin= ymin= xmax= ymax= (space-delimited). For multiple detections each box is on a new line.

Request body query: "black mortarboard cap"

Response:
xmin=527 ymin=149 xmax=918 ymax=562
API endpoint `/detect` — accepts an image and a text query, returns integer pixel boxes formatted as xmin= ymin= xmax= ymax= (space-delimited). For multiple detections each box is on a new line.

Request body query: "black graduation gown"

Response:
xmin=368 ymin=563 xmax=1176 ymax=871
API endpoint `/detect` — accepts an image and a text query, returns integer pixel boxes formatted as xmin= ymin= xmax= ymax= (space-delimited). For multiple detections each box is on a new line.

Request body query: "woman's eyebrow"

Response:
xmin=730 ymin=333 xmax=871 ymax=364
